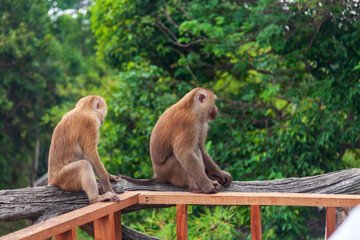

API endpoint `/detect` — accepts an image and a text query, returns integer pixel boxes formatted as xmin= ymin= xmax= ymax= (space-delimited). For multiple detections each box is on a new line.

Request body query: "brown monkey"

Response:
xmin=121 ymin=88 xmax=232 ymax=193
xmin=48 ymin=95 xmax=120 ymax=203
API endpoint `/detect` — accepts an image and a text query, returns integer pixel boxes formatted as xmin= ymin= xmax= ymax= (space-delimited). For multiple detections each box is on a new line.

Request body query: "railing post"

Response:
xmin=55 ymin=228 xmax=76 ymax=240
xmin=176 ymin=204 xmax=188 ymax=240
xmin=326 ymin=207 xmax=336 ymax=239
xmin=114 ymin=211 xmax=122 ymax=240
xmin=251 ymin=205 xmax=261 ymax=240
xmin=94 ymin=213 xmax=115 ymax=240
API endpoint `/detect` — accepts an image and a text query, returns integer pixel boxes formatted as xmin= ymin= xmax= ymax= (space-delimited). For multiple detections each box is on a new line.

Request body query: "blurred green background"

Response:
xmin=1 ymin=0 xmax=360 ymax=239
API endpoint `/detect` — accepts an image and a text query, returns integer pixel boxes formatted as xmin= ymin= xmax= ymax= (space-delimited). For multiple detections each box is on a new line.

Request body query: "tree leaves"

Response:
xmin=91 ymin=0 xmax=360 ymax=238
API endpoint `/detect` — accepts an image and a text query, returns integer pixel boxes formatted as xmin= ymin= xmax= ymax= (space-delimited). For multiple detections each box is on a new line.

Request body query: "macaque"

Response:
xmin=47 ymin=95 xmax=120 ymax=203
xmin=121 ymin=88 xmax=232 ymax=193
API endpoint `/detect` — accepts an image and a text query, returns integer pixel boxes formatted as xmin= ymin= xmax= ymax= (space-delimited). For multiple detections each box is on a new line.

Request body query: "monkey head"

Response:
xmin=76 ymin=95 xmax=108 ymax=125
xmin=195 ymin=89 xmax=218 ymax=122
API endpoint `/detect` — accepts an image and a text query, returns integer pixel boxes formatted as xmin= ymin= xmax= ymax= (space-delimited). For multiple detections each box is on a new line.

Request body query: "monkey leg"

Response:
xmin=153 ymin=155 xmax=189 ymax=187
xmin=55 ymin=160 xmax=120 ymax=203
xmin=175 ymin=150 xmax=221 ymax=193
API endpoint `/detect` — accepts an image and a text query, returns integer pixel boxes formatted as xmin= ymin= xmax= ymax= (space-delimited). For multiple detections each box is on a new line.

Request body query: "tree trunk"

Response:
xmin=1 ymin=168 xmax=360 ymax=239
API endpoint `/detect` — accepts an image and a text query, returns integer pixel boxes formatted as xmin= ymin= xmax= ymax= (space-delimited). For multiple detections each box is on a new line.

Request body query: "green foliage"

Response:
xmin=124 ymin=206 xmax=244 ymax=240
xmin=48 ymin=0 xmax=91 ymax=11
xmin=91 ymin=0 xmax=360 ymax=238
xmin=0 ymin=221 xmax=28 ymax=238
xmin=0 ymin=0 xmax=109 ymax=189
xmin=98 ymin=59 xmax=189 ymax=177
xmin=0 ymin=1 xmax=110 ymax=234
xmin=0 ymin=0 xmax=64 ymax=189
xmin=1 ymin=0 xmax=360 ymax=238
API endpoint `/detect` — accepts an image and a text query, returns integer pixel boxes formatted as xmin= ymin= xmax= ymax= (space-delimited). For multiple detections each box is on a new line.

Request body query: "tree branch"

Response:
xmin=2 ymin=169 xmax=360 ymax=223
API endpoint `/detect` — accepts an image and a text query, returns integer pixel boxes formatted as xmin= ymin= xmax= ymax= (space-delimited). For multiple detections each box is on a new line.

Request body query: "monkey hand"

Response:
xmin=219 ymin=170 xmax=232 ymax=187
xmin=108 ymin=174 xmax=119 ymax=182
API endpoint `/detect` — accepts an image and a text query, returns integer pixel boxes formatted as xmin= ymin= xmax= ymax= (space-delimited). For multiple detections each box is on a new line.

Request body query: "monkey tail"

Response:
xmin=118 ymin=174 xmax=158 ymax=185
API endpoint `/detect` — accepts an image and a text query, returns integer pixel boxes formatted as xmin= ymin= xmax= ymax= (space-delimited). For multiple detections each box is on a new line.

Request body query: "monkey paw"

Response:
xmin=220 ymin=170 xmax=232 ymax=187
xmin=103 ymin=192 xmax=120 ymax=202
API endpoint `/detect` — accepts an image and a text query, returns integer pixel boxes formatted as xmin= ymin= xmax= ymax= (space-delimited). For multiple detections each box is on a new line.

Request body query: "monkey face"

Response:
xmin=195 ymin=89 xmax=219 ymax=122
xmin=209 ymin=105 xmax=218 ymax=120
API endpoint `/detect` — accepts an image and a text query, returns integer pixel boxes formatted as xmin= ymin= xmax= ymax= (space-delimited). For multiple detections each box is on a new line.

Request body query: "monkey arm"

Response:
xmin=88 ymin=153 xmax=114 ymax=193
xmin=197 ymin=123 xmax=222 ymax=176
xmin=174 ymin=147 xmax=209 ymax=184
xmin=200 ymin=149 xmax=223 ymax=174
xmin=200 ymin=147 xmax=232 ymax=186
xmin=81 ymin=127 xmax=114 ymax=193
xmin=173 ymin=147 xmax=221 ymax=193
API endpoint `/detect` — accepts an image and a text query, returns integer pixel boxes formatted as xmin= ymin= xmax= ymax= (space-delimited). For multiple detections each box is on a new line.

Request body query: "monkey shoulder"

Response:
xmin=73 ymin=110 xmax=99 ymax=127
xmin=55 ymin=111 xmax=98 ymax=137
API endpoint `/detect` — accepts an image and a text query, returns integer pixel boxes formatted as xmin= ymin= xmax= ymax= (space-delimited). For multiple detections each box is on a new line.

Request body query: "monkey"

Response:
xmin=121 ymin=88 xmax=232 ymax=193
xmin=47 ymin=95 xmax=120 ymax=204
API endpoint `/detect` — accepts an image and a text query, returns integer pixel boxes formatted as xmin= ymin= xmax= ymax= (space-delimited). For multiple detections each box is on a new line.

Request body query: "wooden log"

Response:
xmin=1 ymin=168 xmax=360 ymax=240
xmin=2 ymin=168 xmax=360 ymax=223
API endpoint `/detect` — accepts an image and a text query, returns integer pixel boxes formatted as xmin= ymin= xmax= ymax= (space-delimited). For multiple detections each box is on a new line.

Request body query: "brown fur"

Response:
xmin=122 ymin=88 xmax=232 ymax=193
xmin=48 ymin=95 xmax=120 ymax=203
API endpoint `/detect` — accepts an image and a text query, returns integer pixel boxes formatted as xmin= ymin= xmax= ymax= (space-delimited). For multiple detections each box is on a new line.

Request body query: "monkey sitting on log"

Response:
xmin=121 ymin=88 xmax=232 ymax=193
xmin=48 ymin=95 xmax=120 ymax=203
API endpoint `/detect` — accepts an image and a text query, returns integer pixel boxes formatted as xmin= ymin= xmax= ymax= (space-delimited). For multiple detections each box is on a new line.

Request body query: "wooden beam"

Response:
xmin=138 ymin=192 xmax=360 ymax=207
xmin=176 ymin=204 xmax=188 ymax=240
xmin=251 ymin=205 xmax=261 ymax=240
xmin=0 ymin=192 xmax=139 ymax=240
xmin=55 ymin=228 xmax=76 ymax=240
xmin=326 ymin=207 xmax=336 ymax=239
xmin=94 ymin=214 xmax=115 ymax=240
xmin=114 ymin=211 xmax=122 ymax=240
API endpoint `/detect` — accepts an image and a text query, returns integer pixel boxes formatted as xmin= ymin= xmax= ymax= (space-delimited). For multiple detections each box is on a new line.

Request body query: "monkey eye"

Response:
xmin=198 ymin=94 xmax=206 ymax=103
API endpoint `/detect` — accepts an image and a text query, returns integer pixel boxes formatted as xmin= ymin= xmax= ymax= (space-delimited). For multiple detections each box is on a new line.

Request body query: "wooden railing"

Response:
xmin=2 ymin=191 xmax=360 ymax=240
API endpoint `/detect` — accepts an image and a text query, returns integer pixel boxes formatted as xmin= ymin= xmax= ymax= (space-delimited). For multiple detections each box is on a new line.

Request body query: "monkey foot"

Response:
xmin=90 ymin=192 xmax=120 ymax=204
xmin=190 ymin=180 xmax=221 ymax=194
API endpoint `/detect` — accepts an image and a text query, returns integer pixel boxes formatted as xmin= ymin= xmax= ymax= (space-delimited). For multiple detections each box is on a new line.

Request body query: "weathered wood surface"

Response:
xmin=1 ymin=168 xmax=360 ymax=239
xmin=1 ymin=168 xmax=360 ymax=223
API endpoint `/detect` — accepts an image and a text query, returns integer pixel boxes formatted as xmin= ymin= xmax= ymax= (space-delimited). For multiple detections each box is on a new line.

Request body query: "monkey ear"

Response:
xmin=94 ymin=98 xmax=102 ymax=109
xmin=198 ymin=93 xmax=206 ymax=103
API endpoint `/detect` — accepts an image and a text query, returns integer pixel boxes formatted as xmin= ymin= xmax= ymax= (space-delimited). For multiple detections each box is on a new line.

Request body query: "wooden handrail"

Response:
xmin=0 ymin=192 xmax=139 ymax=240
xmin=138 ymin=191 xmax=360 ymax=207
xmin=1 ymin=191 xmax=360 ymax=240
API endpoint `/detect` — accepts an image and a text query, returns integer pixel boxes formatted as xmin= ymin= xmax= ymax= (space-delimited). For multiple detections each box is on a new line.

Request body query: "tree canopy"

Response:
xmin=89 ymin=1 xmax=360 ymax=238
xmin=1 ymin=0 xmax=360 ymax=239
xmin=91 ymin=0 xmax=360 ymax=180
